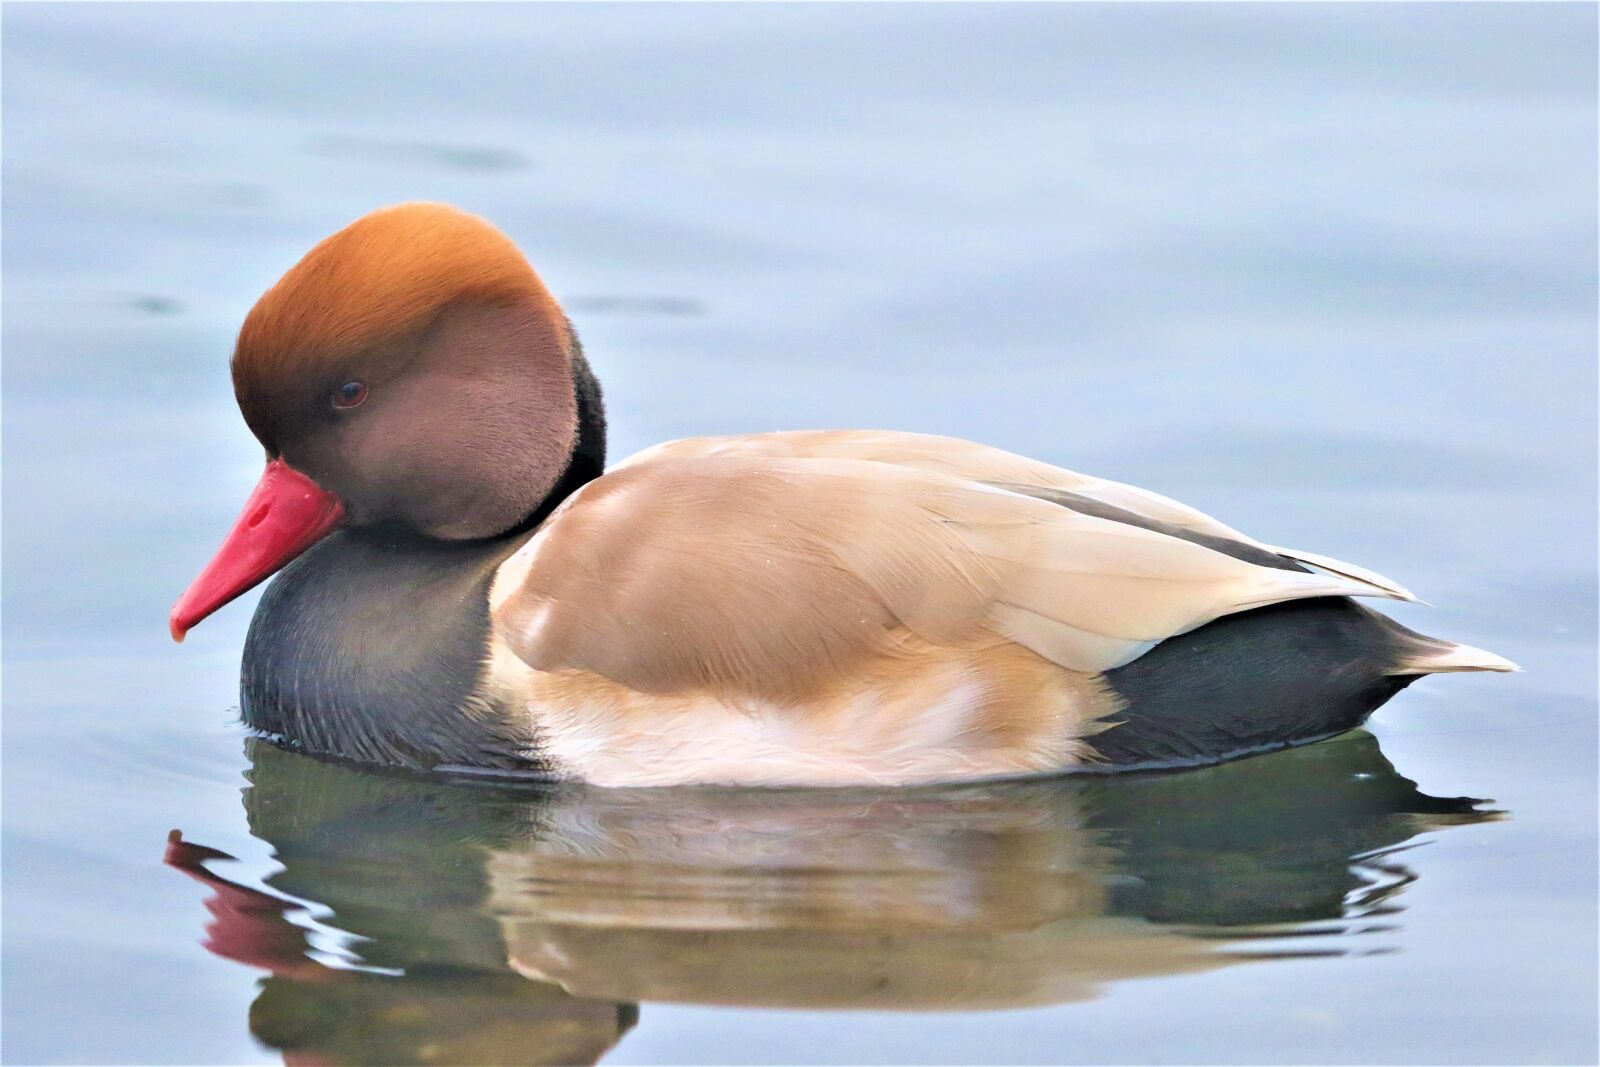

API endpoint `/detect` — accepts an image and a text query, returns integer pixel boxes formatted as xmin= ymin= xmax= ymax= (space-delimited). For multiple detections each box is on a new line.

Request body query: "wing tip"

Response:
xmin=1270 ymin=568 xmax=1414 ymax=606
xmin=1264 ymin=544 xmax=1420 ymax=603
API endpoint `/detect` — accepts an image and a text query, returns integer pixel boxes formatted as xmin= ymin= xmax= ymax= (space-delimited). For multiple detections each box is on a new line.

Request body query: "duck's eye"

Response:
xmin=332 ymin=381 xmax=368 ymax=409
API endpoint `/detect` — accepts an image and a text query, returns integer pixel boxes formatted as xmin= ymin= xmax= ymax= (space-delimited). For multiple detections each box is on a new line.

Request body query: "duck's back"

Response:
xmin=481 ymin=432 xmax=1510 ymax=786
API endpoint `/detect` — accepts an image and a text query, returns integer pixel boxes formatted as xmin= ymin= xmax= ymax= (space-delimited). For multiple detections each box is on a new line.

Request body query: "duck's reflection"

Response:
xmin=167 ymin=731 xmax=1498 ymax=1065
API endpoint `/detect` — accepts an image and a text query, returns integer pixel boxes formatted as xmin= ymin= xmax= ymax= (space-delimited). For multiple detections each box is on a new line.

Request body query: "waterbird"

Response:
xmin=170 ymin=203 xmax=1517 ymax=786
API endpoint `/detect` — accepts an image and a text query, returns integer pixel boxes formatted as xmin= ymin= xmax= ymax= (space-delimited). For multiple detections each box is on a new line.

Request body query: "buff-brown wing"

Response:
xmin=491 ymin=455 xmax=1401 ymax=701
xmin=615 ymin=430 xmax=1414 ymax=599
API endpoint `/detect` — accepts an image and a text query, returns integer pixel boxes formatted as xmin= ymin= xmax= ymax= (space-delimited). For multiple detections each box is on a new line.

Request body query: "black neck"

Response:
xmin=497 ymin=322 xmax=606 ymax=539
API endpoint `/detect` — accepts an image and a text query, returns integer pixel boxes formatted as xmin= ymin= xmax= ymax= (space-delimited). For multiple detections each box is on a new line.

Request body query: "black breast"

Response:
xmin=240 ymin=527 xmax=546 ymax=773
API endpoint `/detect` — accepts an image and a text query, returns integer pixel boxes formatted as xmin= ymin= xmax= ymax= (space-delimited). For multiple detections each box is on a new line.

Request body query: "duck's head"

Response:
xmin=170 ymin=203 xmax=605 ymax=641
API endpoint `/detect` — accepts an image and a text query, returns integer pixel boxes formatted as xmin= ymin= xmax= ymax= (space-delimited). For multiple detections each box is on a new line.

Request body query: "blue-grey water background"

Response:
xmin=2 ymin=4 xmax=1596 ymax=1063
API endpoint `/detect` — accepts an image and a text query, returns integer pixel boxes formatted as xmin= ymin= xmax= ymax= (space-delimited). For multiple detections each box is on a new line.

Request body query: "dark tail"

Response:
xmin=996 ymin=484 xmax=1517 ymax=771
xmin=1090 ymin=599 xmax=1506 ymax=771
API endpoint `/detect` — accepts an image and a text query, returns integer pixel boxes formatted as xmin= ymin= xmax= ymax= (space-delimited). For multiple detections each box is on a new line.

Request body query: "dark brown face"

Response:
xmin=238 ymin=298 xmax=580 ymax=541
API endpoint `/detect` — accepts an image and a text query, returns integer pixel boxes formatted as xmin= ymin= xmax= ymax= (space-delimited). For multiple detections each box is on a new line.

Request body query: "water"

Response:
xmin=2 ymin=4 xmax=1595 ymax=1063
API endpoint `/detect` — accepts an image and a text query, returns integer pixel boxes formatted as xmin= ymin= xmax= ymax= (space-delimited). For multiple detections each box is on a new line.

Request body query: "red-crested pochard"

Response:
xmin=170 ymin=203 xmax=1516 ymax=787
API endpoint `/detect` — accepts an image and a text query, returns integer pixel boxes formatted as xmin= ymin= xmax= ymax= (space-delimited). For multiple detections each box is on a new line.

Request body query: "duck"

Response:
xmin=169 ymin=202 xmax=1517 ymax=787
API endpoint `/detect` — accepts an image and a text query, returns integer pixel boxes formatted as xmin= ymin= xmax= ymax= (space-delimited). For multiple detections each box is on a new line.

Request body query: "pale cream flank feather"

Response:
xmin=488 ymin=445 xmax=1406 ymax=786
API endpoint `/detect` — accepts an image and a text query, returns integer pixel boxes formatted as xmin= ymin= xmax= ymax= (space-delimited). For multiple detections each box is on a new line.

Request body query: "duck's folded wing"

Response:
xmin=491 ymin=455 xmax=1403 ymax=698
xmin=617 ymin=430 xmax=1414 ymax=601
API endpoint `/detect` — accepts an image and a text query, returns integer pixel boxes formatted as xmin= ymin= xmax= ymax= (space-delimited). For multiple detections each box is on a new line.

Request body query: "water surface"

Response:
xmin=3 ymin=4 xmax=1596 ymax=1063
